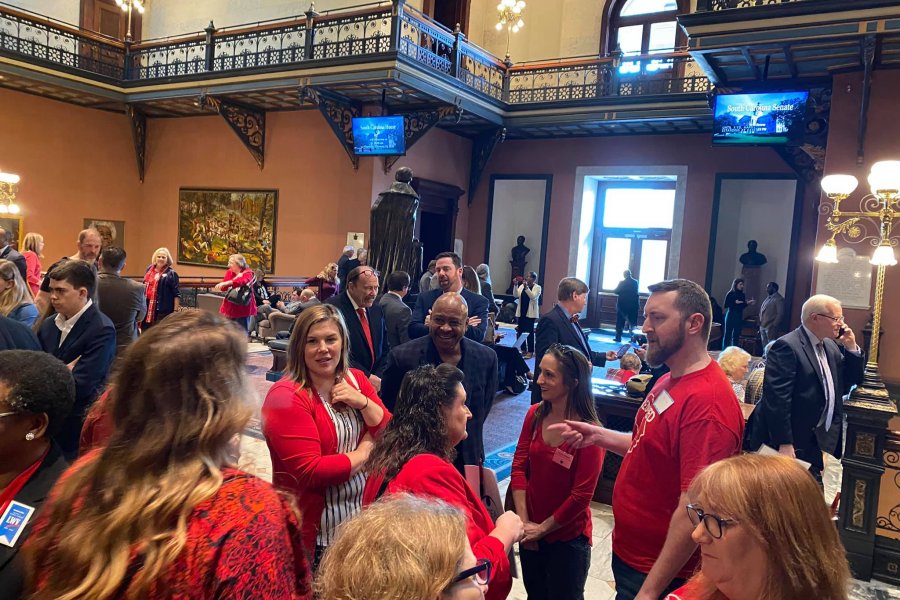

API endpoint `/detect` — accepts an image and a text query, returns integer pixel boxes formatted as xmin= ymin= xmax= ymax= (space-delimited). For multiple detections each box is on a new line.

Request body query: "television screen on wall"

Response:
xmin=712 ymin=91 xmax=809 ymax=146
xmin=351 ymin=116 xmax=406 ymax=156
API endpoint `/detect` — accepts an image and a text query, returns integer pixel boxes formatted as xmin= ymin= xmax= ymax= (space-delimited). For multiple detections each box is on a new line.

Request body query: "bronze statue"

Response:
xmin=508 ymin=235 xmax=531 ymax=293
xmin=739 ymin=240 xmax=767 ymax=267
xmin=369 ymin=167 xmax=422 ymax=281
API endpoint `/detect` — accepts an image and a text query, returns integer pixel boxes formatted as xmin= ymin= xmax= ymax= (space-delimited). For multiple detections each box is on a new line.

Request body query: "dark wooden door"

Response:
xmin=423 ymin=0 xmax=470 ymax=33
xmin=411 ymin=178 xmax=464 ymax=265
xmin=80 ymin=0 xmax=142 ymax=40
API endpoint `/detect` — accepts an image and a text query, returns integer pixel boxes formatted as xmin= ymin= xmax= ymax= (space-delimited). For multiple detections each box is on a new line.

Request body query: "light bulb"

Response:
xmin=870 ymin=160 xmax=900 ymax=175
xmin=815 ymin=239 xmax=839 ymax=264
xmin=516 ymin=19 xmax=524 ymax=28
xmin=511 ymin=25 xmax=519 ymax=32
xmin=868 ymin=170 xmax=900 ymax=195
xmin=495 ymin=22 xmax=503 ymax=30
xmin=8 ymin=204 xmax=19 ymax=215
xmin=497 ymin=3 xmax=503 ymax=10
xmin=0 ymin=172 xmax=20 ymax=184
xmin=871 ymin=240 xmax=898 ymax=266
xmin=820 ymin=174 xmax=858 ymax=196
xmin=0 ymin=205 xmax=9 ymax=214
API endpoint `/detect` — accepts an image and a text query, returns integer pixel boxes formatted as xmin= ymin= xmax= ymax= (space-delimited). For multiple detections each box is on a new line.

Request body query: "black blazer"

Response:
xmin=749 ymin=326 xmax=865 ymax=469
xmin=409 ymin=288 xmax=489 ymax=342
xmin=532 ymin=304 xmax=608 ymax=403
xmin=378 ymin=292 xmax=411 ymax=351
xmin=325 ymin=291 xmax=387 ymax=377
xmin=0 ymin=444 xmax=69 ymax=599
xmin=0 ymin=246 xmax=27 ymax=282
xmin=380 ymin=336 xmax=498 ymax=471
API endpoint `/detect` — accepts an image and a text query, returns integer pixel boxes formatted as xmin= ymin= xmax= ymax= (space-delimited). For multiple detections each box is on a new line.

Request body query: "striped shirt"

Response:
xmin=317 ymin=392 xmax=366 ymax=547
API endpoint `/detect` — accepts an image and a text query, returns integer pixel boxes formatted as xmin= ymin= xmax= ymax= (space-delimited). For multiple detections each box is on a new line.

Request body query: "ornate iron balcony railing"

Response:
xmin=0 ymin=1 xmax=710 ymax=106
xmin=696 ymin=0 xmax=815 ymax=11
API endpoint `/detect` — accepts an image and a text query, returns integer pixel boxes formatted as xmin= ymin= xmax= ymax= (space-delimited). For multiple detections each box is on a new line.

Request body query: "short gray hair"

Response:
xmin=801 ymin=294 xmax=839 ymax=323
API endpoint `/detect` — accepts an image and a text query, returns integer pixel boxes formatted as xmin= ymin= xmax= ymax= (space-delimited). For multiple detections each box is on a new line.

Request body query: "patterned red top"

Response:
xmin=29 ymin=464 xmax=312 ymax=599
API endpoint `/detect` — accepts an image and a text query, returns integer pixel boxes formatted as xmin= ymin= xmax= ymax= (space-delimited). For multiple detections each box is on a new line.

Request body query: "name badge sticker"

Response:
xmin=652 ymin=390 xmax=675 ymax=415
xmin=0 ymin=500 xmax=35 ymax=547
xmin=552 ymin=447 xmax=575 ymax=470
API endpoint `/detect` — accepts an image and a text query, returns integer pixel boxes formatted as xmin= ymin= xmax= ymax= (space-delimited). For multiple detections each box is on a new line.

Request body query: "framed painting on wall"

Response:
xmin=178 ymin=188 xmax=278 ymax=271
xmin=84 ymin=219 xmax=126 ymax=250
xmin=0 ymin=217 xmax=24 ymax=250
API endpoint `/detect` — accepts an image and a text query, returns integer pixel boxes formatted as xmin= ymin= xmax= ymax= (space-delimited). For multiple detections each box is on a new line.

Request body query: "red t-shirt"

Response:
xmin=510 ymin=404 xmax=604 ymax=543
xmin=612 ymin=360 xmax=744 ymax=579
xmin=666 ymin=580 xmax=730 ymax=599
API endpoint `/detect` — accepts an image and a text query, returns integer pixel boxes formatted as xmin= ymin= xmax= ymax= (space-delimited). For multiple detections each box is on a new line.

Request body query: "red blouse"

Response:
xmin=262 ymin=370 xmax=390 ymax=553
xmin=22 ymin=250 xmax=41 ymax=296
xmin=362 ymin=454 xmax=512 ymax=600
xmin=510 ymin=405 xmax=604 ymax=544
xmin=219 ymin=268 xmax=257 ymax=319
xmin=29 ymin=462 xmax=312 ymax=599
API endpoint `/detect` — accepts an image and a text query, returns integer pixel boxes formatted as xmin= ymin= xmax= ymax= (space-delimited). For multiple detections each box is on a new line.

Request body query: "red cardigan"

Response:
xmin=219 ymin=268 xmax=257 ymax=318
xmin=362 ymin=454 xmax=512 ymax=600
xmin=262 ymin=370 xmax=390 ymax=552
xmin=510 ymin=405 xmax=604 ymax=544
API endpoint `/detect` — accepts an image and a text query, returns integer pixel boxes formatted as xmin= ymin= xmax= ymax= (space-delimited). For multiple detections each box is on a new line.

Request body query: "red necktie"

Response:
xmin=570 ymin=314 xmax=580 ymax=324
xmin=357 ymin=308 xmax=374 ymax=367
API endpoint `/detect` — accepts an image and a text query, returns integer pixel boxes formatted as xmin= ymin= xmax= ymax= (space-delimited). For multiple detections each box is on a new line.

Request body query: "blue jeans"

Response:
xmin=520 ymin=535 xmax=591 ymax=600
xmin=612 ymin=553 xmax=685 ymax=600
xmin=230 ymin=316 xmax=250 ymax=333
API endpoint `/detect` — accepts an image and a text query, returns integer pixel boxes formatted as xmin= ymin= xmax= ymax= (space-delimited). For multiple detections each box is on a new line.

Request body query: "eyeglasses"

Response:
xmin=686 ymin=504 xmax=738 ymax=539
xmin=349 ymin=268 xmax=380 ymax=282
xmin=449 ymin=558 xmax=491 ymax=587
xmin=816 ymin=313 xmax=845 ymax=323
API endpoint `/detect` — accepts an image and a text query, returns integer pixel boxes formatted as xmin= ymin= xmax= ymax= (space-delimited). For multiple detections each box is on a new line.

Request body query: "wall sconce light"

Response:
xmin=0 ymin=171 xmax=21 ymax=214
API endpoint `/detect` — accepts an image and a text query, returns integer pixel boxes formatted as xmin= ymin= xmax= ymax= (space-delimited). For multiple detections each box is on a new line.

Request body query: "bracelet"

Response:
xmin=364 ymin=396 xmax=369 ymax=410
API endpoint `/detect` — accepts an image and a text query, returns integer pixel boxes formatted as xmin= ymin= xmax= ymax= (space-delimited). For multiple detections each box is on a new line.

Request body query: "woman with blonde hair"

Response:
xmin=717 ymin=346 xmax=751 ymax=402
xmin=25 ymin=311 xmax=312 ymax=599
xmin=22 ymin=232 xmax=44 ymax=296
xmin=0 ymin=258 xmax=38 ymax=327
xmin=305 ymin=262 xmax=338 ymax=301
xmin=213 ymin=253 xmax=257 ymax=332
xmin=141 ymin=247 xmax=180 ymax=329
xmin=262 ymin=303 xmax=390 ymax=567
xmin=318 ymin=494 xmax=489 ymax=600
xmin=666 ymin=453 xmax=850 ymax=600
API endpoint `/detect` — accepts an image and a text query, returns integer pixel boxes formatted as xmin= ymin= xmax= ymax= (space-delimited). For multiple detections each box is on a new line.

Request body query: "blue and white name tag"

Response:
xmin=652 ymin=390 xmax=675 ymax=415
xmin=0 ymin=500 xmax=35 ymax=547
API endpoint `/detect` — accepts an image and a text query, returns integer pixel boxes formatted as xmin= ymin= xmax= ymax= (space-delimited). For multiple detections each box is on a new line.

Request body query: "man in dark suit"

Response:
xmin=379 ymin=270 xmax=411 ymax=350
xmin=750 ymin=293 xmax=865 ymax=482
xmin=382 ymin=292 xmax=498 ymax=473
xmin=533 ymin=277 xmax=617 ymax=404
xmin=97 ymin=247 xmax=147 ymax=355
xmin=0 ymin=227 xmax=27 ymax=282
xmin=0 ymin=314 xmax=40 ymax=351
xmin=614 ymin=269 xmax=640 ymax=342
xmin=336 ymin=245 xmax=354 ymax=291
xmin=409 ymin=251 xmax=489 ymax=342
xmin=325 ymin=265 xmax=387 ymax=391
xmin=37 ymin=260 xmax=116 ymax=459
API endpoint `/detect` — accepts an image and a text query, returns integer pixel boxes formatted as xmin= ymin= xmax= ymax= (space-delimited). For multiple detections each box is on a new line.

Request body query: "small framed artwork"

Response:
xmin=0 ymin=217 xmax=24 ymax=249
xmin=84 ymin=219 xmax=126 ymax=250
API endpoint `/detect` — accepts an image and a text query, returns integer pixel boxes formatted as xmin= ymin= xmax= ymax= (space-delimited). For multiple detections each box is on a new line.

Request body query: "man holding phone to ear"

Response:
xmin=749 ymin=294 xmax=864 ymax=484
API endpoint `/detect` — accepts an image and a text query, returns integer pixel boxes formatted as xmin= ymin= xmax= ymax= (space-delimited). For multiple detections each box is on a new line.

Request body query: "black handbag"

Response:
xmin=225 ymin=282 xmax=253 ymax=306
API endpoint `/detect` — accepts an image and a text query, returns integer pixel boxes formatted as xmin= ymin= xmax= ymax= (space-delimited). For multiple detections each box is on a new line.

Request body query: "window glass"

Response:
xmin=616 ymin=24 xmax=644 ymax=55
xmin=648 ymin=21 xmax=676 ymax=52
xmin=638 ymin=239 xmax=668 ymax=293
xmin=602 ymin=238 xmax=632 ymax=291
xmin=602 ymin=188 xmax=676 ymax=229
xmin=620 ymin=0 xmax=678 ymax=17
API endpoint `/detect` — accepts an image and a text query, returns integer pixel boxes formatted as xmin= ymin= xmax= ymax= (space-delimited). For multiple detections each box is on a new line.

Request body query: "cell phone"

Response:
xmin=838 ymin=326 xmax=847 ymax=338
xmin=616 ymin=344 xmax=630 ymax=359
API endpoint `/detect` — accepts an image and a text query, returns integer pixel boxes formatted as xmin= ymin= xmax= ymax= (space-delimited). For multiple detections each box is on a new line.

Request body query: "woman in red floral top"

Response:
xmin=25 ymin=311 xmax=312 ymax=599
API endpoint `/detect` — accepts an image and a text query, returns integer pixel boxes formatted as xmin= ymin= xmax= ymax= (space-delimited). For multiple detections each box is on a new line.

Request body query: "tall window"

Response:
xmin=605 ymin=0 xmax=685 ymax=75
xmin=592 ymin=182 xmax=676 ymax=294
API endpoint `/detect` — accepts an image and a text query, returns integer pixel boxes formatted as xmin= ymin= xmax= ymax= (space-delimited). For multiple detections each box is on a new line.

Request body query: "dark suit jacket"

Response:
xmin=749 ymin=326 xmax=865 ymax=469
xmin=0 ymin=245 xmax=27 ymax=283
xmin=379 ymin=292 xmax=411 ymax=350
xmin=325 ymin=291 xmax=387 ymax=377
xmin=409 ymin=288 xmax=489 ymax=342
xmin=0 ymin=314 xmax=40 ymax=350
xmin=97 ymin=272 xmax=148 ymax=355
xmin=381 ymin=336 xmax=498 ymax=471
xmin=614 ymin=276 xmax=639 ymax=312
xmin=38 ymin=303 xmax=116 ymax=456
xmin=0 ymin=444 xmax=69 ymax=599
xmin=532 ymin=304 xmax=608 ymax=403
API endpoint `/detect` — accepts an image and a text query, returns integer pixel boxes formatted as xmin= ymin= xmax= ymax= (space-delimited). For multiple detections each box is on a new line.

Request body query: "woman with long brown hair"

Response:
xmin=25 ymin=311 xmax=312 ymax=599
xmin=666 ymin=453 xmax=850 ymax=600
xmin=262 ymin=303 xmax=389 ymax=567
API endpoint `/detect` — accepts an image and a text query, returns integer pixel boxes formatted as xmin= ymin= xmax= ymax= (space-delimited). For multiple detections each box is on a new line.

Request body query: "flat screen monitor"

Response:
xmin=712 ymin=91 xmax=809 ymax=146
xmin=352 ymin=116 xmax=406 ymax=156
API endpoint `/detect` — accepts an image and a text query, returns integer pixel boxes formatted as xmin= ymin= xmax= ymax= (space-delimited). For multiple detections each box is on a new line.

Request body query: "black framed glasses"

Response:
xmin=686 ymin=504 xmax=738 ymax=539
xmin=450 ymin=558 xmax=491 ymax=587
xmin=816 ymin=313 xmax=845 ymax=323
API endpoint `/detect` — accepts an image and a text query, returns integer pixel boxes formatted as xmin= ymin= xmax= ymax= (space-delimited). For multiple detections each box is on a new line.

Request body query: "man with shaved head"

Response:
xmin=381 ymin=292 xmax=498 ymax=473
xmin=750 ymin=293 xmax=864 ymax=484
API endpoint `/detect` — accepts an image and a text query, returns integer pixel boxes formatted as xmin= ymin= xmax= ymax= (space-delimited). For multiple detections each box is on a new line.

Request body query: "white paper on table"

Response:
xmin=755 ymin=443 xmax=812 ymax=471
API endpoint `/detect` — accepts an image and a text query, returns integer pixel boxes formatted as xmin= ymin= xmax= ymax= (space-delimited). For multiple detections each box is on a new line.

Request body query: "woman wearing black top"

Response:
xmin=722 ymin=278 xmax=753 ymax=349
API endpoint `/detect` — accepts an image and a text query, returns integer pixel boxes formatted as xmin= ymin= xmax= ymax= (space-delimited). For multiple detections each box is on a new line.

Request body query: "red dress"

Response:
xmin=219 ymin=268 xmax=257 ymax=319
xmin=28 ymin=459 xmax=312 ymax=599
xmin=262 ymin=370 xmax=390 ymax=553
xmin=22 ymin=250 xmax=41 ymax=296
xmin=363 ymin=454 xmax=512 ymax=600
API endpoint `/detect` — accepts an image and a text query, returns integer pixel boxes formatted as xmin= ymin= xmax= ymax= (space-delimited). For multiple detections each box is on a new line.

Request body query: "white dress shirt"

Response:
xmin=54 ymin=299 xmax=93 ymax=348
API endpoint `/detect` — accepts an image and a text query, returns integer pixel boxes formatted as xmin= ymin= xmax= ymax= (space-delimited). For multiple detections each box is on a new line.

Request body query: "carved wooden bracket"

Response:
xmin=202 ymin=96 xmax=266 ymax=169
xmin=125 ymin=104 xmax=147 ymax=182
xmin=774 ymin=86 xmax=831 ymax=183
xmin=383 ymin=104 xmax=462 ymax=173
xmin=301 ymin=86 xmax=361 ymax=170
xmin=468 ymin=127 xmax=506 ymax=204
